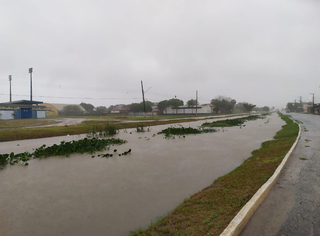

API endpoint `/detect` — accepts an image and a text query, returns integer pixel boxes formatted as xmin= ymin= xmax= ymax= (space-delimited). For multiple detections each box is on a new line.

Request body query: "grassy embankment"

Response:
xmin=0 ymin=114 xmax=248 ymax=142
xmin=130 ymin=113 xmax=299 ymax=236
xmin=0 ymin=119 xmax=60 ymax=129
xmin=46 ymin=114 xmax=225 ymax=120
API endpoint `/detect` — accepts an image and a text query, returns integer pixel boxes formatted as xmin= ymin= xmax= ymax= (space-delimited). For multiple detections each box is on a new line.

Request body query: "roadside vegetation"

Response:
xmin=130 ymin=112 xmax=299 ymax=236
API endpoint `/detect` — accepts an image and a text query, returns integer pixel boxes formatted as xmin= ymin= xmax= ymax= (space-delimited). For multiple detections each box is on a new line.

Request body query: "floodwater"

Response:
xmin=0 ymin=113 xmax=285 ymax=236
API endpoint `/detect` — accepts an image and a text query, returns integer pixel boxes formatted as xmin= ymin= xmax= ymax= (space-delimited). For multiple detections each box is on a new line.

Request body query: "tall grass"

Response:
xmin=87 ymin=122 xmax=119 ymax=138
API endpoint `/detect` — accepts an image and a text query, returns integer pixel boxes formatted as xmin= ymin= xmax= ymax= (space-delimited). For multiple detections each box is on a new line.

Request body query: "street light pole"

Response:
xmin=29 ymin=68 xmax=33 ymax=101
xmin=9 ymin=75 xmax=12 ymax=102
xmin=196 ymin=90 xmax=198 ymax=116
xmin=310 ymin=93 xmax=315 ymax=114
xmin=141 ymin=81 xmax=146 ymax=117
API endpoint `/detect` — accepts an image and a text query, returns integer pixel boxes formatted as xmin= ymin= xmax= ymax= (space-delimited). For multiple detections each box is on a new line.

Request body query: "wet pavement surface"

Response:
xmin=240 ymin=113 xmax=320 ymax=236
xmin=0 ymin=113 xmax=284 ymax=236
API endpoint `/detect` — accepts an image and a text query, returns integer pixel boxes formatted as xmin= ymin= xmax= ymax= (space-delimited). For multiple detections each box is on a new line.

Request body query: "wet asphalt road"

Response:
xmin=240 ymin=113 xmax=320 ymax=236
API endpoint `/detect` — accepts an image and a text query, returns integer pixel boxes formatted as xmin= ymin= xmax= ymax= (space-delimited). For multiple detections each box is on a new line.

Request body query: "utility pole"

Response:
xmin=141 ymin=81 xmax=146 ymax=117
xmin=310 ymin=93 xmax=315 ymax=114
xmin=29 ymin=68 xmax=33 ymax=101
xmin=9 ymin=75 xmax=12 ymax=102
xmin=195 ymin=90 xmax=198 ymax=116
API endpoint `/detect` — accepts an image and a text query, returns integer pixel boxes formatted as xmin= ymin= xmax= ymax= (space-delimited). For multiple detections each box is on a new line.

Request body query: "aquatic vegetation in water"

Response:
xmin=135 ymin=124 xmax=151 ymax=133
xmin=158 ymin=126 xmax=217 ymax=139
xmin=201 ymin=115 xmax=266 ymax=128
xmin=0 ymin=137 xmax=127 ymax=168
xmin=91 ymin=148 xmax=132 ymax=158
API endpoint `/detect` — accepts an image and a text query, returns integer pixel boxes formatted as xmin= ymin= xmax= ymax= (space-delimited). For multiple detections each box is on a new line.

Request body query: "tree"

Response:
xmin=243 ymin=103 xmax=256 ymax=113
xmin=128 ymin=103 xmax=141 ymax=113
xmin=157 ymin=100 xmax=168 ymax=114
xmin=234 ymin=102 xmax=245 ymax=113
xmin=261 ymin=106 xmax=270 ymax=112
xmin=80 ymin=102 xmax=94 ymax=113
xmin=128 ymin=101 xmax=152 ymax=113
xmin=95 ymin=106 xmax=108 ymax=115
xmin=144 ymin=101 xmax=153 ymax=112
xmin=61 ymin=105 xmax=83 ymax=116
xmin=286 ymin=102 xmax=299 ymax=112
xmin=167 ymin=98 xmax=184 ymax=109
xmin=167 ymin=98 xmax=184 ymax=114
xmin=187 ymin=99 xmax=198 ymax=107
xmin=211 ymin=96 xmax=236 ymax=114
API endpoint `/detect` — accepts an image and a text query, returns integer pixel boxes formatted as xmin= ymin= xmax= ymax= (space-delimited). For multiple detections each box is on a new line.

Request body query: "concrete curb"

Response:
xmin=220 ymin=118 xmax=301 ymax=236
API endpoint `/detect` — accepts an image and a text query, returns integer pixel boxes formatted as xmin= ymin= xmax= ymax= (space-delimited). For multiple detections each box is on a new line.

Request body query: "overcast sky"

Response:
xmin=1 ymin=0 xmax=319 ymax=109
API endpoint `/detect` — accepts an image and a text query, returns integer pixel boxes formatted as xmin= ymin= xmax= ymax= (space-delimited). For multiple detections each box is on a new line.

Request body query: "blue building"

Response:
xmin=0 ymin=100 xmax=47 ymax=120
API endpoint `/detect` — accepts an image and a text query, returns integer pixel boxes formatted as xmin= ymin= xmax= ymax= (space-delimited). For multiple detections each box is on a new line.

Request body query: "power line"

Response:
xmin=0 ymin=93 xmax=141 ymax=100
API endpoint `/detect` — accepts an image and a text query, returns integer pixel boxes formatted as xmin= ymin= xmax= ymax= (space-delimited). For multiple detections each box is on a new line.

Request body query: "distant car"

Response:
xmin=286 ymin=110 xmax=290 ymax=113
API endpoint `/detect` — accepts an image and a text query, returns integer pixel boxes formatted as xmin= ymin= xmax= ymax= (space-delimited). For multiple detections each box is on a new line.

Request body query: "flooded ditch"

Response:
xmin=0 ymin=113 xmax=285 ymax=236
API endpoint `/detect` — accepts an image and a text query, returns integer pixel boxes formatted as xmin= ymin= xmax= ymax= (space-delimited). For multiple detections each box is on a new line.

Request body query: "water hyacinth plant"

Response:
xmin=158 ymin=126 xmax=217 ymax=139
xmin=0 ymin=137 xmax=127 ymax=168
xmin=201 ymin=114 xmax=267 ymax=128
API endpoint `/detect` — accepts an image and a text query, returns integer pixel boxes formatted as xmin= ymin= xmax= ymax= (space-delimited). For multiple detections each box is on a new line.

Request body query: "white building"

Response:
xmin=164 ymin=104 xmax=214 ymax=115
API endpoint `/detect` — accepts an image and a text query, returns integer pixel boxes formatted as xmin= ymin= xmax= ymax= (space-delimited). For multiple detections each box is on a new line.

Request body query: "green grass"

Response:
xmin=0 ymin=118 xmax=60 ymax=128
xmin=0 ymin=113 xmax=251 ymax=142
xmin=49 ymin=114 xmax=221 ymax=120
xmin=0 ymin=116 xmax=242 ymax=142
xmin=130 ymin=112 xmax=299 ymax=236
xmin=299 ymin=158 xmax=308 ymax=160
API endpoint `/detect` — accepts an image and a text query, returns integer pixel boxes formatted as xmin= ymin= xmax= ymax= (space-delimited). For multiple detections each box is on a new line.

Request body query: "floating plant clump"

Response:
xmin=135 ymin=124 xmax=152 ymax=133
xmin=158 ymin=126 xmax=217 ymax=139
xmin=92 ymin=149 xmax=132 ymax=158
xmin=0 ymin=137 xmax=127 ymax=168
xmin=201 ymin=114 xmax=267 ymax=128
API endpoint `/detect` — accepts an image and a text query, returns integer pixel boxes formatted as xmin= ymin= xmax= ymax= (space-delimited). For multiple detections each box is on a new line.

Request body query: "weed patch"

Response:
xmin=86 ymin=122 xmax=119 ymax=138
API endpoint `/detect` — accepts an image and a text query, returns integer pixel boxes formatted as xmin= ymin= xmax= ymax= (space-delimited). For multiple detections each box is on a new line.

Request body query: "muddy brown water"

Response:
xmin=0 ymin=114 xmax=284 ymax=236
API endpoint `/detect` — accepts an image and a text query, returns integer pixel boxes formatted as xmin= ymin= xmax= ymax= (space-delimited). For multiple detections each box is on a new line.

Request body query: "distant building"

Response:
xmin=110 ymin=106 xmax=129 ymax=114
xmin=151 ymin=105 xmax=159 ymax=114
xmin=0 ymin=100 xmax=46 ymax=120
xmin=42 ymin=103 xmax=86 ymax=116
xmin=164 ymin=104 xmax=214 ymax=115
